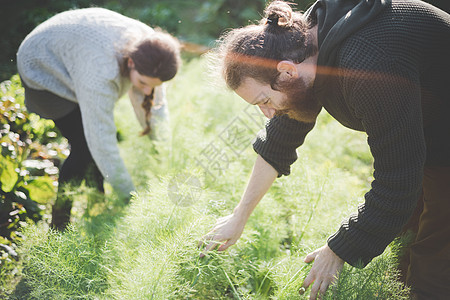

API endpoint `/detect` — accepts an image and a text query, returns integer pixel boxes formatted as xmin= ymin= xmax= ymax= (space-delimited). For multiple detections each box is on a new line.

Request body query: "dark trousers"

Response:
xmin=401 ymin=166 xmax=450 ymax=299
xmin=53 ymin=106 xmax=104 ymax=193
xmin=21 ymin=80 xmax=104 ymax=228
xmin=51 ymin=107 xmax=104 ymax=228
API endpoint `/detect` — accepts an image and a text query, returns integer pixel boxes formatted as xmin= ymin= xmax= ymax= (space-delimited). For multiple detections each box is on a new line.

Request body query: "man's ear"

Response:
xmin=276 ymin=60 xmax=299 ymax=82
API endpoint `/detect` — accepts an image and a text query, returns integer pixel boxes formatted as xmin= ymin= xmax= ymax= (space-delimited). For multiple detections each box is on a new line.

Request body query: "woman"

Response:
xmin=17 ymin=7 xmax=181 ymax=230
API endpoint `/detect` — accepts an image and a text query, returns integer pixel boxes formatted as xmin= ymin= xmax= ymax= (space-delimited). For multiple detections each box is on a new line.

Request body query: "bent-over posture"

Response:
xmin=17 ymin=8 xmax=181 ymax=230
xmin=201 ymin=1 xmax=450 ymax=299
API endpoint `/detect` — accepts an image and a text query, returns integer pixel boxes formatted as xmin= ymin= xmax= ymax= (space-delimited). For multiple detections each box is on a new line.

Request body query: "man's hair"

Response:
xmin=215 ymin=1 xmax=317 ymax=90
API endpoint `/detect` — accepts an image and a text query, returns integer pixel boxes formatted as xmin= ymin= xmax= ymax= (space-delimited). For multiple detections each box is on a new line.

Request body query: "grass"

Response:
xmin=2 ymin=57 xmax=410 ymax=299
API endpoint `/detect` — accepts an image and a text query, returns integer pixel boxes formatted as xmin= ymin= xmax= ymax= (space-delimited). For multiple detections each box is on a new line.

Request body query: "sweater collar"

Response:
xmin=305 ymin=0 xmax=391 ymax=67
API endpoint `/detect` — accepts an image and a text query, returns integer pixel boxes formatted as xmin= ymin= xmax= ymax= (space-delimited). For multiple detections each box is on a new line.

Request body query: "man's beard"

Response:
xmin=274 ymin=77 xmax=321 ymax=123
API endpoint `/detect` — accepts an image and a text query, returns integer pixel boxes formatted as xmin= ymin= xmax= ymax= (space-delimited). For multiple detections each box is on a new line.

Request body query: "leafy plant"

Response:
xmin=0 ymin=75 xmax=68 ymax=287
xmin=2 ymin=58 xmax=412 ymax=299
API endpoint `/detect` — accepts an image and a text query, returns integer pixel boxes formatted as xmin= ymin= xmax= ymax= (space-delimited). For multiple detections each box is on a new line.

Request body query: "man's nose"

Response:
xmin=258 ymin=105 xmax=276 ymax=119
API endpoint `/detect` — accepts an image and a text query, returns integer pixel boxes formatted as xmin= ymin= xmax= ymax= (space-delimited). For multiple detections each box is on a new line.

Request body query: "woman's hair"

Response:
xmin=214 ymin=1 xmax=317 ymax=90
xmin=128 ymin=31 xmax=181 ymax=81
xmin=140 ymin=90 xmax=154 ymax=136
xmin=122 ymin=30 xmax=181 ymax=136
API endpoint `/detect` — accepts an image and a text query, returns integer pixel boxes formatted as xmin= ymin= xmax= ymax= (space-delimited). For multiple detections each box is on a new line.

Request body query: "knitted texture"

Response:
xmin=17 ymin=8 xmax=156 ymax=197
xmin=253 ymin=0 xmax=450 ymax=267
xmin=253 ymin=114 xmax=316 ymax=176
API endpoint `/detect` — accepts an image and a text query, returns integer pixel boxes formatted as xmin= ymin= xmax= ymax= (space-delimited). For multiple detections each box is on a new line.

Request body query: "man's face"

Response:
xmin=235 ymin=77 xmax=286 ymax=119
xmin=235 ymin=76 xmax=318 ymax=123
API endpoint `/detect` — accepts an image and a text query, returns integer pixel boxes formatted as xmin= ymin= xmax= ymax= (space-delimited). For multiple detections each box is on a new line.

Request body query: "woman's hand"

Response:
xmin=300 ymin=244 xmax=344 ymax=299
xmin=199 ymin=213 xmax=247 ymax=257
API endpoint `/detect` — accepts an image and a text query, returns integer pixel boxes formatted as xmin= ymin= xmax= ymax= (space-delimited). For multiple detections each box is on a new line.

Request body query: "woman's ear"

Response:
xmin=276 ymin=60 xmax=299 ymax=82
xmin=128 ymin=58 xmax=135 ymax=69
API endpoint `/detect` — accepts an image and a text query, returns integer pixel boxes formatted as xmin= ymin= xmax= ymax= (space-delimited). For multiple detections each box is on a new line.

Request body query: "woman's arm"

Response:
xmin=200 ymin=154 xmax=278 ymax=255
xmin=76 ymin=74 xmax=135 ymax=199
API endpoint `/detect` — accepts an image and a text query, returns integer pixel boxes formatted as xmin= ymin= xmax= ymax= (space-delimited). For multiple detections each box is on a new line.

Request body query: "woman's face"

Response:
xmin=128 ymin=59 xmax=162 ymax=95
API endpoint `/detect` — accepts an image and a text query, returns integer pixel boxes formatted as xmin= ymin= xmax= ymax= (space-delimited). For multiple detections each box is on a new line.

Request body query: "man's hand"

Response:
xmin=198 ymin=156 xmax=278 ymax=258
xmin=198 ymin=214 xmax=247 ymax=257
xmin=300 ymin=244 xmax=344 ymax=299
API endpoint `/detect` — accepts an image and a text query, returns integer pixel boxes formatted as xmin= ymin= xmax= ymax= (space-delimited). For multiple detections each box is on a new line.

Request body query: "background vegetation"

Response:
xmin=0 ymin=75 xmax=69 ymax=291
xmin=1 ymin=0 xmax=447 ymax=298
xmin=2 ymin=57 xmax=411 ymax=299
xmin=1 ymin=0 xmax=448 ymax=81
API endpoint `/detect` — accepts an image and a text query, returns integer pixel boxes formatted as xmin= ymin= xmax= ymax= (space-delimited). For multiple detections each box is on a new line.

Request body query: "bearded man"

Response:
xmin=200 ymin=1 xmax=450 ymax=299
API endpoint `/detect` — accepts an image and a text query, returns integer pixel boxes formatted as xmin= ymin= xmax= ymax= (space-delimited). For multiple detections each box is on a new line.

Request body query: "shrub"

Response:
xmin=0 ymin=75 xmax=68 ymax=288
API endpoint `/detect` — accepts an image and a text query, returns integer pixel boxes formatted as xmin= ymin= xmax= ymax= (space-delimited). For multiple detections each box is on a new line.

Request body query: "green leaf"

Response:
xmin=24 ymin=177 xmax=55 ymax=204
xmin=13 ymin=189 xmax=40 ymax=217
xmin=0 ymin=155 xmax=18 ymax=192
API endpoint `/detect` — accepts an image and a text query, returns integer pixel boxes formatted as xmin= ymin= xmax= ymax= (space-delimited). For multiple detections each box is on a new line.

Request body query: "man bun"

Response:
xmin=264 ymin=1 xmax=295 ymax=28
xmin=214 ymin=0 xmax=317 ymax=90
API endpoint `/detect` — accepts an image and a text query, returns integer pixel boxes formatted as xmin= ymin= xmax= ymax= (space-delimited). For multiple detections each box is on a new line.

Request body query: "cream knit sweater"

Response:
xmin=17 ymin=7 xmax=163 ymax=198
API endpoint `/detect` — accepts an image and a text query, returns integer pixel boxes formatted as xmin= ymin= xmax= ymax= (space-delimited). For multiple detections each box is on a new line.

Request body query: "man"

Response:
xmin=200 ymin=0 xmax=450 ymax=299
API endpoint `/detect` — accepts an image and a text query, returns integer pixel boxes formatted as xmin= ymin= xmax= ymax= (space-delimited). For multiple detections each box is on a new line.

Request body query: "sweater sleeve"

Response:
xmin=74 ymin=57 xmax=135 ymax=198
xmin=253 ymin=114 xmax=316 ymax=176
xmin=128 ymin=86 xmax=148 ymax=130
xmin=327 ymin=60 xmax=426 ymax=267
xmin=149 ymin=84 xmax=171 ymax=141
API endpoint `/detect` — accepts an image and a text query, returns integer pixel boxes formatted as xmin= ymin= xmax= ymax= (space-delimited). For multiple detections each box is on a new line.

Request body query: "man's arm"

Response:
xmin=200 ymin=155 xmax=278 ymax=255
xmin=302 ymin=60 xmax=425 ymax=299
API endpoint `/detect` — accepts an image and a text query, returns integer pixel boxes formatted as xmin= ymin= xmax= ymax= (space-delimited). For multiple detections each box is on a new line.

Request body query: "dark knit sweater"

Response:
xmin=253 ymin=0 xmax=450 ymax=267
